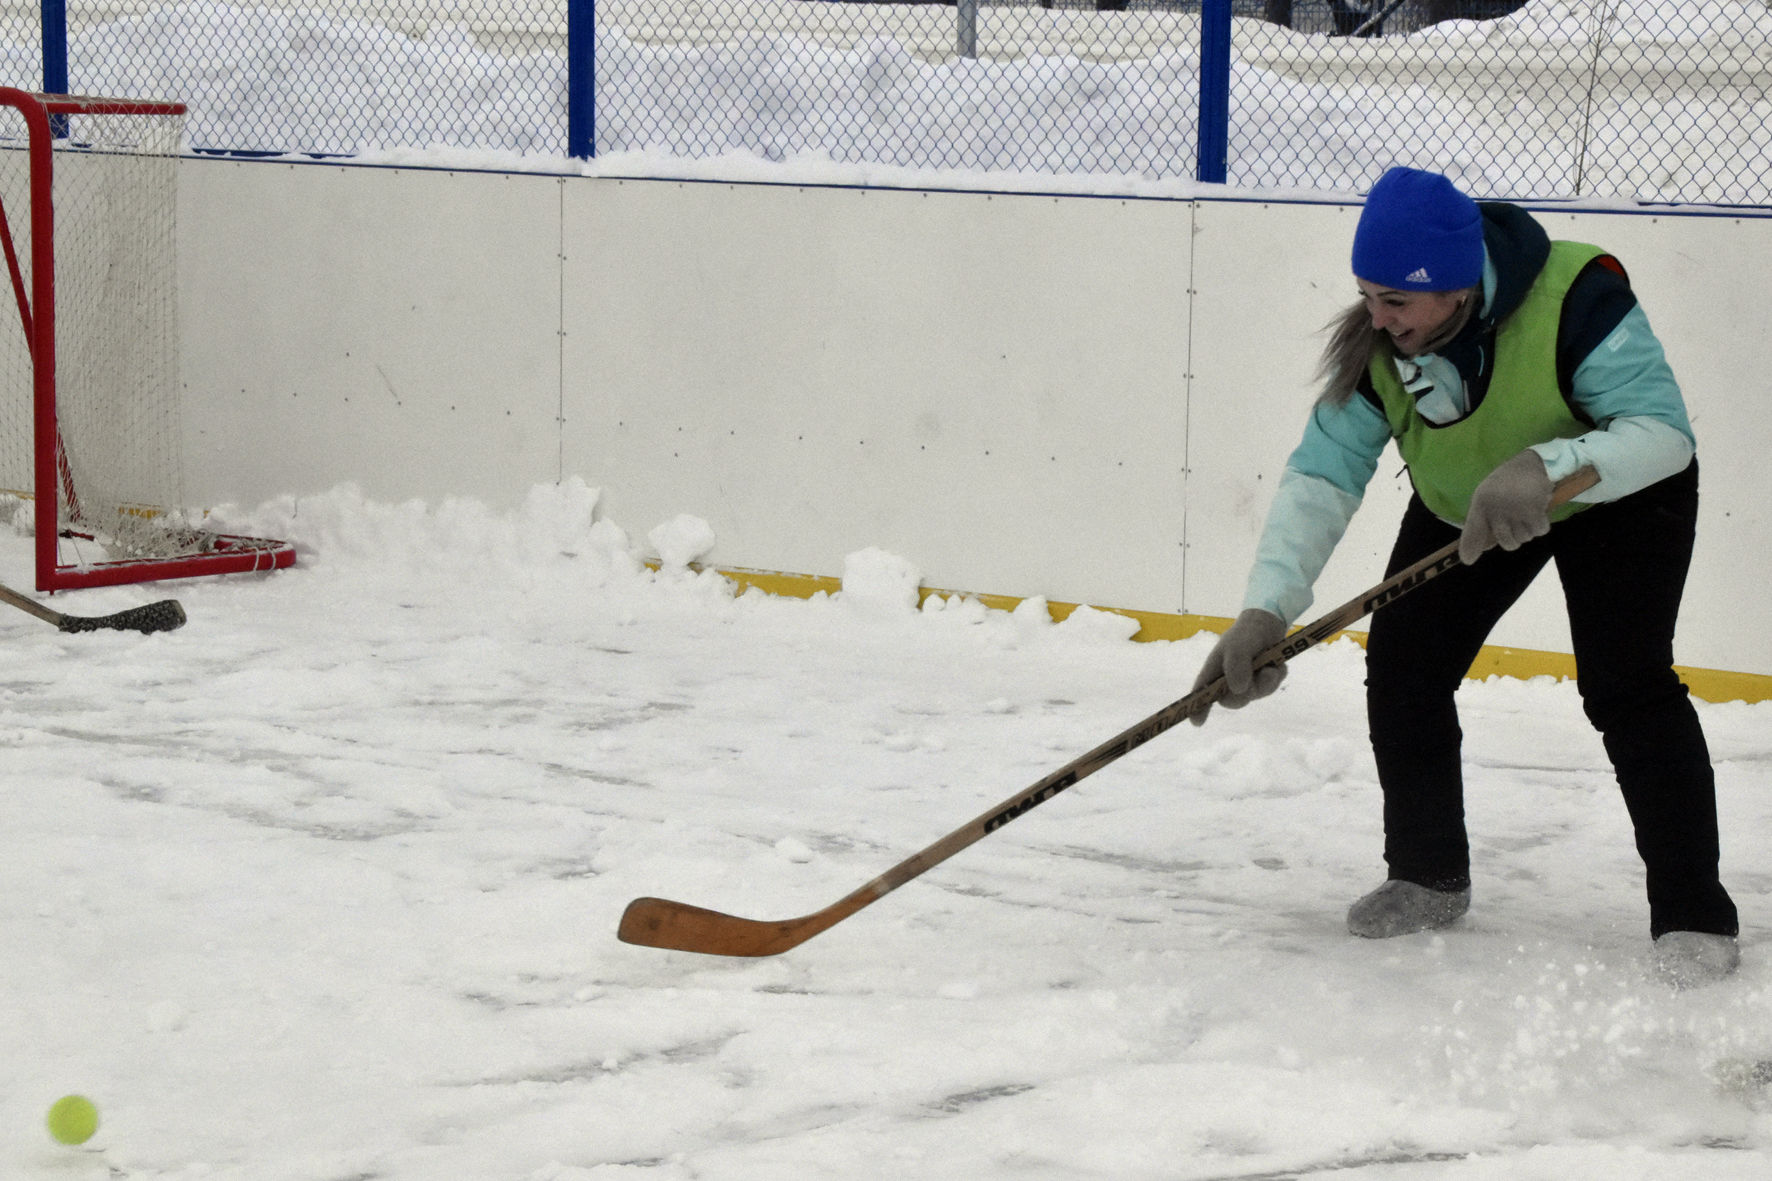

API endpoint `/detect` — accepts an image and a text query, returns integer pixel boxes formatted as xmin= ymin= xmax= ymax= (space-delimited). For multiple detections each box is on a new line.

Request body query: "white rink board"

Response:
xmin=178 ymin=160 xmax=562 ymax=508
xmin=561 ymin=178 xmax=1193 ymax=612
xmin=174 ymin=160 xmax=1772 ymax=679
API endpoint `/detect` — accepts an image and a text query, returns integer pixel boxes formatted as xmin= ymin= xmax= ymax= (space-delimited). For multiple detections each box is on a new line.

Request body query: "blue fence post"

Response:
xmin=1196 ymin=0 xmax=1231 ymax=184
xmin=41 ymin=0 xmax=68 ymax=96
xmin=567 ymin=0 xmax=595 ymax=159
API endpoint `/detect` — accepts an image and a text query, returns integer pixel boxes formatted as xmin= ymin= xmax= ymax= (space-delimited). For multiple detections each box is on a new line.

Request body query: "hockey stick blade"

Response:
xmin=620 ymin=897 xmax=842 ymax=958
xmin=621 ymin=863 xmax=895 ymax=956
xmin=0 ymin=581 xmax=187 ymax=634
xmin=619 ymin=469 xmax=1599 ymax=958
xmin=57 ymin=599 xmax=187 ymax=634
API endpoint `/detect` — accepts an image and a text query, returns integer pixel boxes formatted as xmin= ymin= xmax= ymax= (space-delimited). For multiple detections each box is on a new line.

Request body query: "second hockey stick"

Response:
xmin=619 ymin=468 xmax=1599 ymax=957
xmin=0 ymin=581 xmax=187 ymax=634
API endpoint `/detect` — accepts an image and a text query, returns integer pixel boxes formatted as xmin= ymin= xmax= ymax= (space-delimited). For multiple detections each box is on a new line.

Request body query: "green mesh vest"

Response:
xmin=1369 ymin=241 xmax=1604 ymax=525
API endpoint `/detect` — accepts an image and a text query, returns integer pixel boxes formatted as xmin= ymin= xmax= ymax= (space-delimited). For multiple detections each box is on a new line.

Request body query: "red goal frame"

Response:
xmin=0 ymin=88 xmax=294 ymax=590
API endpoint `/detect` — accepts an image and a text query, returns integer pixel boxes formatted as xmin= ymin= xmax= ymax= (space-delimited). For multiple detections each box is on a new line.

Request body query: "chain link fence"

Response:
xmin=1235 ymin=1 xmax=1772 ymax=204
xmin=0 ymin=2 xmax=571 ymax=154
xmin=0 ymin=0 xmax=1767 ymax=204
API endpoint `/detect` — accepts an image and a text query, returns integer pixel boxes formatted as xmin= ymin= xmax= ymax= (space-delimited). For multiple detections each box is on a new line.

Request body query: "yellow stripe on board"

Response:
xmin=657 ymin=562 xmax=1772 ymax=705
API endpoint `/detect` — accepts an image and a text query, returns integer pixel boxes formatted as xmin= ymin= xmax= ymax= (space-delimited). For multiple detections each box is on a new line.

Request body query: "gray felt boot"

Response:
xmin=1346 ymin=880 xmax=1471 ymax=939
xmin=1652 ymin=931 xmax=1740 ymax=990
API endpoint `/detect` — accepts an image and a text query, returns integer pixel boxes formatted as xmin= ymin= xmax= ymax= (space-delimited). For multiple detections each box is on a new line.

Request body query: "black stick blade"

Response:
xmin=58 ymin=599 xmax=187 ymax=634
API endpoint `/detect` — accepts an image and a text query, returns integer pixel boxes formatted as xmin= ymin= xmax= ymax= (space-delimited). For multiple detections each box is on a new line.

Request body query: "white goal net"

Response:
xmin=0 ymin=90 xmax=291 ymax=589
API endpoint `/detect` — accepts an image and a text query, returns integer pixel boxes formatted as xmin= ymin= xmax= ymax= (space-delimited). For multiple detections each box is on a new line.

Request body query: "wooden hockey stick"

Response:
xmin=619 ymin=468 xmax=1600 ymax=957
xmin=0 ymin=581 xmax=187 ymax=634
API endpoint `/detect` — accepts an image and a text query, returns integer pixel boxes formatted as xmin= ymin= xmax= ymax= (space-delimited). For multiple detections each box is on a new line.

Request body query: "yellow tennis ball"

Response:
xmin=46 ymin=1094 xmax=99 ymax=1145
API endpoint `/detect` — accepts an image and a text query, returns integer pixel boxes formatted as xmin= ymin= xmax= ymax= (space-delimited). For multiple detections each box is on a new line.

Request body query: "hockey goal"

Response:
xmin=0 ymin=89 xmax=293 ymax=591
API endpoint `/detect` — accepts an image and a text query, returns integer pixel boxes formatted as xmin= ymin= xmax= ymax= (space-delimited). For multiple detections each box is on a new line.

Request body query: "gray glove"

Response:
xmin=1459 ymin=449 xmax=1552 ymax=565
xmin=1189 ymin=608 xmax=1288 ymax=726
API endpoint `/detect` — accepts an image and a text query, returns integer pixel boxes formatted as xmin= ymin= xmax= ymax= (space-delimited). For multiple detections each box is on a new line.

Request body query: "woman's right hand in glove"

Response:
xmin=1189 ymin=608 xmax=1288 ymax=726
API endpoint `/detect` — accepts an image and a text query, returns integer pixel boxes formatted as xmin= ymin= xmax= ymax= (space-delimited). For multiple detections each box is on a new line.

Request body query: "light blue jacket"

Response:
xmin=1244 ymin=212 xmax=1694 ymax=625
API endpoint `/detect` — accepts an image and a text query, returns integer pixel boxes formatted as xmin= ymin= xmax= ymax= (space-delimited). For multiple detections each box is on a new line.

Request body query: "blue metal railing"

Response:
xmin=1196 ymin=0 xmax=1230 ymax=184
xmin=566 ymin=0 xmax=594 ymax=161
xmin=18 ymin=0 xmax=1242 ymax=182
xmin=39 ymin=0 xmax=64 ymax=97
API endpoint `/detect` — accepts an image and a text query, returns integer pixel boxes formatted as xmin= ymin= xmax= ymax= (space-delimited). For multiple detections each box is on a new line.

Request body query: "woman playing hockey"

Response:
xmin=1191 ymin=166 xmax=1739 ymax=987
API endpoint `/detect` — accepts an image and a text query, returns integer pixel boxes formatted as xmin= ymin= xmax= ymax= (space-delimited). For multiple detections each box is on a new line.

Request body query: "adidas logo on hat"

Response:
xmin=1405 ymin=267 xmax=1433 ymax=284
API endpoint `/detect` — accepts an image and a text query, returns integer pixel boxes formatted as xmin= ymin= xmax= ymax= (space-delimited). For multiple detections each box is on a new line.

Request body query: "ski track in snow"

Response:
xmin=1 ymin=484 xmax=1770 ymax=1179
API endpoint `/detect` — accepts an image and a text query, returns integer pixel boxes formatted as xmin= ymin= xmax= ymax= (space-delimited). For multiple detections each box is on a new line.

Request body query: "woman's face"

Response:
xmin=1357 ymin=280 xmax=1466 ymax=356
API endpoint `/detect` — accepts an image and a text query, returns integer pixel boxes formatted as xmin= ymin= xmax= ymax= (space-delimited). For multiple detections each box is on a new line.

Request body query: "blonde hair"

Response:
xmin=1314 ymin=288 xmax=1479 ymax=407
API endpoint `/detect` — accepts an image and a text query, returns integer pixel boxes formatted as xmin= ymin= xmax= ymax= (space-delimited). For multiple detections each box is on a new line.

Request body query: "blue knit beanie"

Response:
xmin=1351 ymin=167 xmax=1483 ymax=292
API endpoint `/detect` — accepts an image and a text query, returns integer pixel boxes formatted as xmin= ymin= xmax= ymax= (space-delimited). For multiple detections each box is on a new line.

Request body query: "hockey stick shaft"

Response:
xmin=0 ymin=581 xmax=187 ymax=633
xmin=618 ymin=468 xmax=1599 ymax=957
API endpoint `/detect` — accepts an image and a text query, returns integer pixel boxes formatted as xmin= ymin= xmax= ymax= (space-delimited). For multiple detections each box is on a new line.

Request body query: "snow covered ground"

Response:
xmin=3 ymin=479 xmax=1771 ymax=1179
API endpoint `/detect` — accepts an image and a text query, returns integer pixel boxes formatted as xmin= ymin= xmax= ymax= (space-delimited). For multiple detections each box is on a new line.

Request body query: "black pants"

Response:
xmin=1364 ymin=461 xmax=1737 ymax=938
